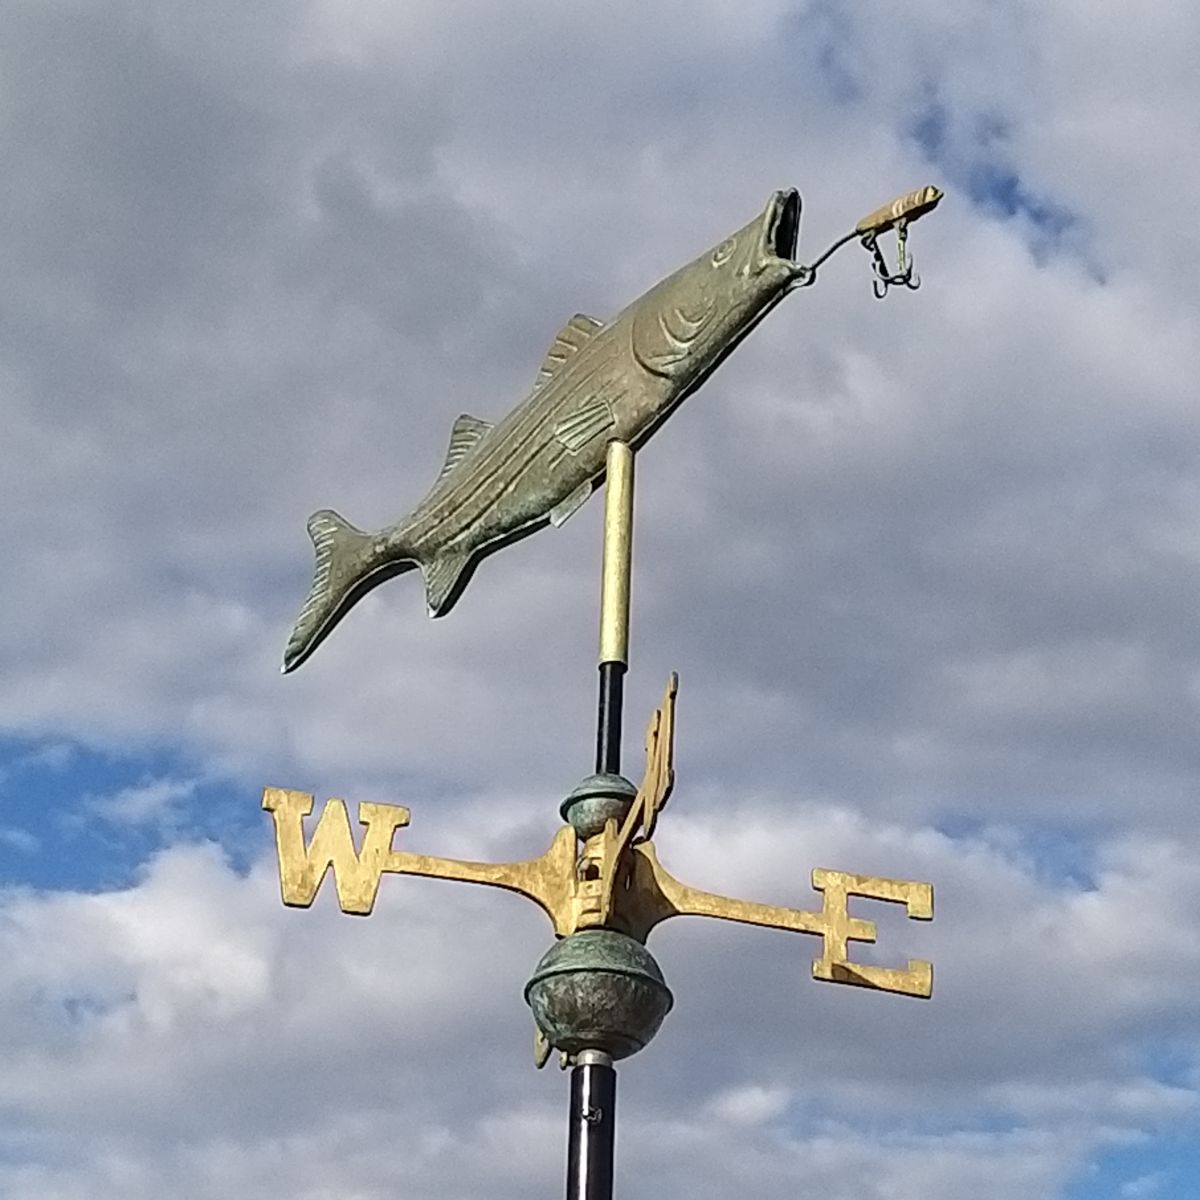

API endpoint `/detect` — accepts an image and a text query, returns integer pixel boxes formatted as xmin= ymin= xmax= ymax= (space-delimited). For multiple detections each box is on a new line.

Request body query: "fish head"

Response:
xmin=632 ymin=189 xmax=805 ymax=382
xmin=750 ymin=186 xmax=805 ymax=277
xmin=705 ymin=187 xmax=803 ymax=282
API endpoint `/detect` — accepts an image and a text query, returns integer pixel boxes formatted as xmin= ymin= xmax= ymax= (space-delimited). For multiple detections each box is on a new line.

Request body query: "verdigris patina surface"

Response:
xmin=282 ymin=185 xmax=941 ymax=672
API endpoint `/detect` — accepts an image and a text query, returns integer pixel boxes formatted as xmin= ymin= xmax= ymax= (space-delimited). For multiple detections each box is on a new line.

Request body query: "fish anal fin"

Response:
xmin=549 ymin=480 xmax=593 ymax=527
xmin=437 ymin=414 xmax=493 ymax=484
xmin=553 ymin=400 xmax=614 ymax=453
xmin=534 ymin=314 xmax=604 ymax=389
xmin=424 ymin=546 xmax=472 ymax=617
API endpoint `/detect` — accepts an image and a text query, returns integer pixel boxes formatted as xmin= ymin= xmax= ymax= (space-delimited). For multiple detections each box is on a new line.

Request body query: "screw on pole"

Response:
xmin=567 ymin=1049 xmax=616 ymax=1200
xmin=596 ymin=440 xmax=634 ymax=774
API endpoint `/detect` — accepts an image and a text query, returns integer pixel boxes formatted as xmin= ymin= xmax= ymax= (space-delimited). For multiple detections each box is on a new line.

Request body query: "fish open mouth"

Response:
xmin=765 ymin=189 xmax=801 ymax=261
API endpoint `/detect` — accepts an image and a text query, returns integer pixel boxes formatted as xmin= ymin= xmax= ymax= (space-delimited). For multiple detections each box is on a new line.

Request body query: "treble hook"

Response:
xmin=791 ymin=184 xmax=942 ymax=298
xmin=854 ymin=184 xmax=942 ymax=299
xmin=865 ymin=223 xmax=921 ymax=299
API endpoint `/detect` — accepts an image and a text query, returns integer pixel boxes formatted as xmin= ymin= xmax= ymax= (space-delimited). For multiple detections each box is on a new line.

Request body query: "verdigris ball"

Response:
xmin=525 ymin=928 xmax=673 ymax=1060
xmin=559 ymin=773 xmax=637 ymax=840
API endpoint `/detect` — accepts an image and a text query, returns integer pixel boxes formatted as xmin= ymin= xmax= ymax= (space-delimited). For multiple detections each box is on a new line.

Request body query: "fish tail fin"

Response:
xmin=282 ymin=510 xmax=414 ymax=673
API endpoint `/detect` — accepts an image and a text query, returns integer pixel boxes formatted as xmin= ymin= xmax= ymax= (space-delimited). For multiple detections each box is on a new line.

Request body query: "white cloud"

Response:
xmin=0 ymin=828 xmax=39 ymax=854
xmin=88 ymin=777 xmax=199 ymax=827
xmin=0 ymin=808 xmax=1196 ymax=1196
xmin=14 ymin=743 xmax=77 ymax=773
xmin=0 ymin=0 xmax=1197 ymax=1195
xmin=1122 ymin=1172 xmax=1168 ymax=1198
xmin=705 ymin=1083 xmax=792 ymax=1125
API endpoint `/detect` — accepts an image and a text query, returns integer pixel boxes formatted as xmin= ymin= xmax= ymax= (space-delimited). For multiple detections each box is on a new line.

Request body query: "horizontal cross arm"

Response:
xmin=616 ymin=843 xmax=933 ymax=998
xmin=262 ymin=788 xmax=578 ymax=932
xmin=383 ymin=833 xmax=578 ymax=934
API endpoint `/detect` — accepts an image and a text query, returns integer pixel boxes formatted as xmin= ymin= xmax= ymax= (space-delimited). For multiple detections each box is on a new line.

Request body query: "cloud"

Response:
xmin=1 ymin=807 xmax=1197 ymax=1198
xmin=3 ymin=0 xmax=1195 ymax=828
xmin=705 ymin=1083 xmax=792 ymax=1125
xmin=0 ymin=828 xmax=39 ymax=854
xmin=1122 ymin=1172 xmax=1168 ymax=1199
xmin=0 ymin=0 xmax=1197 ymax=1196
xmin=86 ymin=777 xmax=199 ymax=827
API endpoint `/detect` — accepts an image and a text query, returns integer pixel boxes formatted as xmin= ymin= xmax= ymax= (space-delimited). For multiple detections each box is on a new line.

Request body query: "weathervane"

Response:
xmin=265 ymin=183 xmax=942 ymax=1200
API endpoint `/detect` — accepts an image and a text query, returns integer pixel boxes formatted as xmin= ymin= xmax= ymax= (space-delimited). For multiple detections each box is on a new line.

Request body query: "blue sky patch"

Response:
xmin=0 ymin=736 xmax=265 ymax=892
xmin=1066 ymin=1134 xmax=1200 ymax=1200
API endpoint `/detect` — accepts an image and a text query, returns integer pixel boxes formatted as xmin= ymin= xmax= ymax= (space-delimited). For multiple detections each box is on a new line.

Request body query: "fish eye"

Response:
xmin=711 ymin=238 xmax=736 ymax=267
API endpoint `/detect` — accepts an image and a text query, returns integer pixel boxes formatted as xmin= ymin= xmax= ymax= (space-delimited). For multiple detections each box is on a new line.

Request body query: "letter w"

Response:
xmin=262 ymin=787 xmax=411 ymax=915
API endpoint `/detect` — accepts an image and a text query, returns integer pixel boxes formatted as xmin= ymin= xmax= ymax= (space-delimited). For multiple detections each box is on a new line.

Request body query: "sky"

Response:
xmin=1 ymin=1 xmax=1199 ymax=1196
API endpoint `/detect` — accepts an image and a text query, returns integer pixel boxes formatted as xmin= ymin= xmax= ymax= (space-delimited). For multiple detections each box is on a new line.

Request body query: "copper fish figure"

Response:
xmin=282 ymin=186 xmax=940 ymax=672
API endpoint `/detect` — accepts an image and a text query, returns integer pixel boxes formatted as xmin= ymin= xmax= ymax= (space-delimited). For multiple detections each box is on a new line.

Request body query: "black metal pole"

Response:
xmin=566 ymin=1050 xmax=617 ymax=1200
xmin=595 ymin=660 xmax=626 ymax=774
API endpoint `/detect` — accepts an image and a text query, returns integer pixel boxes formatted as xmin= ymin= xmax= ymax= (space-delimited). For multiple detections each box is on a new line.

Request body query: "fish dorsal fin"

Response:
xmin=438 ymin=414 xmax=493 ymax=483
xmin=534 ymin=314 xmax=604 ymax=389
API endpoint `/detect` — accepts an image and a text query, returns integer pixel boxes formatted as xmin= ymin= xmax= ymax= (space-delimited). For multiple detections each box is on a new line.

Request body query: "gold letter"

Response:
xmin=810 ymin=868 xmax=934 ymax=998
xmin=262 ymin=787 xmax=411 ymax=915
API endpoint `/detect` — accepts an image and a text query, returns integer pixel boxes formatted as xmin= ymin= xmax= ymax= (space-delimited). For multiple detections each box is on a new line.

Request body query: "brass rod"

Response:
xmin=598 ymin=441 xmax=635 ymax=665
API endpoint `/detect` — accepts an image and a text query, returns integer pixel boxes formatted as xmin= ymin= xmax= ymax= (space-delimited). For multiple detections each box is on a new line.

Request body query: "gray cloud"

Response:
xmin=1 ymin=0 xmax=1198 ymax=1195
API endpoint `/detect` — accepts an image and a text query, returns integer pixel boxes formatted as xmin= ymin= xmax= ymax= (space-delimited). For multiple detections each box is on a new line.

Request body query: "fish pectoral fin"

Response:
xmin=423 ymin=546 xmax=472 ymax=617
xmin=437 ymin=414 xmax=494 ymax=484
xmin=553 ymin=400 xmax=615 ymax=453
xmin=548 ymin=480 xmax=593 ymax=527
xmin=534 ymin=313 xmax=604 ymax=389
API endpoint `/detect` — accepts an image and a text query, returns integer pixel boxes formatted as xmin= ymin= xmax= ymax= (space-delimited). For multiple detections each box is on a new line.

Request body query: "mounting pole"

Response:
xmin=566 ymin=1048 xmax=617 ymax=1200
xmin=570 ymin=439 xmax=634 ymax=1200
xmin=595 ymin=440 xmax=634 ymax=775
